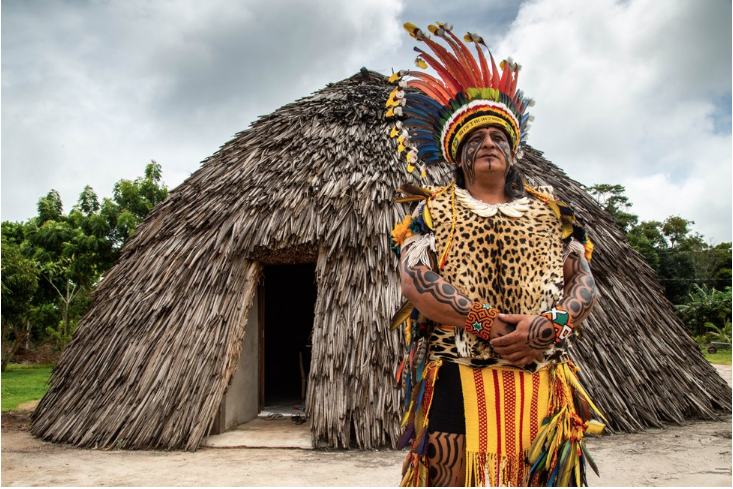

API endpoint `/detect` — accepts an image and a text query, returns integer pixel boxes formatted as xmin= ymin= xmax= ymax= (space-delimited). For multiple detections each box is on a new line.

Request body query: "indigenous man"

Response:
xmin=387 ymin=22 xmax=604 ymax=487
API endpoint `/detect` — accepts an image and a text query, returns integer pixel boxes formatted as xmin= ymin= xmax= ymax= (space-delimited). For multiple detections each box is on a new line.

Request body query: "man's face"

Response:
xmin=457 ymin=126 xmax=513 ymax=186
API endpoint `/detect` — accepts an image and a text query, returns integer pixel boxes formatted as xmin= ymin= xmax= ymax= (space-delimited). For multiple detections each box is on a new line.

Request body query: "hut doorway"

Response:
xmin=260 ymin=263 xmax=316 ymax=418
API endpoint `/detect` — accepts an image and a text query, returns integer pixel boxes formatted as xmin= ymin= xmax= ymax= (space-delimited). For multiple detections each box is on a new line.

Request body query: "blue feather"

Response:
xmin=546 ymin=462 xmax=560 ymax=487
xmin=405 ymin=93 xmax=444 ymax=111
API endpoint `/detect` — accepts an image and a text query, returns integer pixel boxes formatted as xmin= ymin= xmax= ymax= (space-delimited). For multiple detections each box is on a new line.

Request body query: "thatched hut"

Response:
xmin=31 ymin=70 xmax=730 ymax=451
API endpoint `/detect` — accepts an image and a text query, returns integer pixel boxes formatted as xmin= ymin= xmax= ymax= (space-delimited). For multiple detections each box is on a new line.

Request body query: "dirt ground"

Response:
xmin=2 ymin=366 xmax=731 ymax=487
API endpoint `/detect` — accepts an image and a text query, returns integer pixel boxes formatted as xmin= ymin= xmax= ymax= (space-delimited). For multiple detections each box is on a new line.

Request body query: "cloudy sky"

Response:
xmin=2 ymin=0 xmax=731 ymax=242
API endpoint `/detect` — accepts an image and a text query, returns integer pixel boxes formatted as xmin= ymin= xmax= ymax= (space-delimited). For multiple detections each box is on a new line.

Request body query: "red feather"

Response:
xmin=414 ymin=48 xmax=463 ymax=94
xmin=486 ymin=45 xmax=501 ymax=88
xmin=440 ymin=27 xmax=483 ymax=87
xmin=473 ymin=41 xmax=491 ymax=87
xmin=395 ymin=358 xmax=406 ymax=384
xmin=499 ymin=59 xmax=512 ymax=93
xmin=410 ymin=71 xmax=457 ymax=99
xmin=421 ymin=36 xmax=472 ymax=91
xmin=406 ymin=79 xmax=451 ymax=105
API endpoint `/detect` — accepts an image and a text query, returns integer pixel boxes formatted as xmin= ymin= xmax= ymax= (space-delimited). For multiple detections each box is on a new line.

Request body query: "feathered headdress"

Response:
xmin=386 ymin=22 xmax=534 ymax=177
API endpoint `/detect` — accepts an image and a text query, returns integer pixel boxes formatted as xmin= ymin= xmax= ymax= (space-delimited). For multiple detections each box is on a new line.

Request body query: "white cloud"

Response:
xmin=1 ymin=0 xmax=403 ymax=220
xmin=491 ymin=0 xmax=731 ymax=242
xmin=2 ymin=0 xmax=730 ymax=244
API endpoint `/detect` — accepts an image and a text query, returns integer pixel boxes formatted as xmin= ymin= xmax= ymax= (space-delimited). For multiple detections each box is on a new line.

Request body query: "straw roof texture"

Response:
xmin=31 ymin=70 xmax=730 ymax=451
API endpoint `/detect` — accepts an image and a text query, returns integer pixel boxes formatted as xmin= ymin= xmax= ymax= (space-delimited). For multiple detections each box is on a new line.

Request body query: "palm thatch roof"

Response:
xmin=31 ymin=70 xmax=730 ymax=451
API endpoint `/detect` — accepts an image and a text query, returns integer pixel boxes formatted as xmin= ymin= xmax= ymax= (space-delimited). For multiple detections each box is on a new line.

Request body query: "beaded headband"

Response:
xmin=386 ymin=22 xmax=534 ymax=176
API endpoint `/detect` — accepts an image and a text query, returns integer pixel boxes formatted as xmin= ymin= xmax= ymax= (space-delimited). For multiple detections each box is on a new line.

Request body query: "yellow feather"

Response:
xmin=562 ymin=364 xmax=608 ymax=424
xmin=398 ymin=184 xmax=433 ymax=199
xmin=403 ymin=22 xmax=420 ymax=38
xmin=422 ymin=203 xmax=433 ymax=229
xmin=546 ymin=200 xmax=561 ymax=218
xmin=585 ymin=419 xmax=605 ymax=435
xmin=561 ymin=219 xmax=574 ymax=239
xmin=391 ymin=301 xmax=415 ymax=330
xmin=395 ymin=195 xmax=427 ymax=204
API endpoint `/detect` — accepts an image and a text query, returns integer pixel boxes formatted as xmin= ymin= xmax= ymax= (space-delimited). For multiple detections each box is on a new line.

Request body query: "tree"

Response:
xmin=111 ymin=160 xmax=168 ymax=244
xmin=1 ymin=235 xmax=40 ymax=370
xmin=587 ymin=183 xmax=638 ymax=233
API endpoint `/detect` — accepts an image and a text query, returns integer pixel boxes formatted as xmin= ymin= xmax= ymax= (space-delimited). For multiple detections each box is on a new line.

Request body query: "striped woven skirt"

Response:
xmin=459 ymin=365 xmax=550 ymax=487
xmin=400 ymin=361 xmax=553 ymax=487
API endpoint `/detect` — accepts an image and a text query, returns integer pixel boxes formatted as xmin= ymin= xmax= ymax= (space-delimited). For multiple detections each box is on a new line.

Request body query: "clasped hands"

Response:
xmin=489 ymin=313 xmax=554 ymax=367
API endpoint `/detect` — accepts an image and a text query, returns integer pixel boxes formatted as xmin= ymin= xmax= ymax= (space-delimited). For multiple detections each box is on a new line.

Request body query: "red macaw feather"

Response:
xmin=420 ymin=36 xmax=472 ymax=90
xmin=406 ymin=79 xmax=451 ymax=105
xmin=486 ymin=45 xmax=501 ymax=88
xmin=409 ymin=71 xmax=457 ymax=99
xmin=473 ymin=41 xmax=491 ymax=87
xmin=414 ymin=48 xmax=463 ymax=94
xmin=499 ymin=58 xmax=512 ymax=93
xmin=509 ymin=65 xmax=520 ymax=98
xmin=440 ymin=27 xmax=483 ymax=87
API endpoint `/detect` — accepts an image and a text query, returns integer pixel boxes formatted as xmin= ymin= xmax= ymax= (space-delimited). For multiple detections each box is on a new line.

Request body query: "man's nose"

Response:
xmin=481 ymin=133 xmax=495 ymax=148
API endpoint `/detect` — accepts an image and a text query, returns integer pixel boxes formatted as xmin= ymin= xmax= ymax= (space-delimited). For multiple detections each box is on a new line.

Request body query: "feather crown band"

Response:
xmin=386 ymin=22 xmax=534 ymax=176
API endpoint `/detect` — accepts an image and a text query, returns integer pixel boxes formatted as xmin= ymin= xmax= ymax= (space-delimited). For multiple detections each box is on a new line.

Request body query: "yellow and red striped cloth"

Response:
xmin=460 ymin=365 xmax=551 ymax=487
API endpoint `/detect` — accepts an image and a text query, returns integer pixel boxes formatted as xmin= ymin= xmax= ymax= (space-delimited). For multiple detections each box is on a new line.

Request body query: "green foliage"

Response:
xmin=1 ymin=161 xmax=169 ymax=358
xmin=676 ymin=285 xmax=732 ymax=337
xmin=703 ymin=349 xmax=732 ymax=365
xmin=1 ymin=364 xmax=53 ymax=411
xmin=1 ymin=236 xmax=40 ymax=370
xmin=705 ymin=318 xmax=732 ymax=343
xmin=587 ymin=183 xmax=638 ymax=233
xmin=590 ymin=183 xmax=732 ymax=306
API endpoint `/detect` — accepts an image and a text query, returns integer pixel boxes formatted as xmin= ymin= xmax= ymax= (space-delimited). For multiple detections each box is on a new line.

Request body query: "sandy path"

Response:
xmin=2 ymin=366 xmax=730 ymax=487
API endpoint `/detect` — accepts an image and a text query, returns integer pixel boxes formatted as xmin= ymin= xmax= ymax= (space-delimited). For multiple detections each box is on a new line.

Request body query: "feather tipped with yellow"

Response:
xmin=397 ymin=183 xmax=433 ymax=199
xmin=391 ymin=301 xmax=415 ymax=330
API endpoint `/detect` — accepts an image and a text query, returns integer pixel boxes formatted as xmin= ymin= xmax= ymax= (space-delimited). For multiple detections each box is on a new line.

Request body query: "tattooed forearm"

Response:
xmin=526 ymin=316 xmax=555 ymax=349
xmin=559 ymin=254 xmax=597 ymax=325
xmin=404 ymin=262 xmax=472 ymax=315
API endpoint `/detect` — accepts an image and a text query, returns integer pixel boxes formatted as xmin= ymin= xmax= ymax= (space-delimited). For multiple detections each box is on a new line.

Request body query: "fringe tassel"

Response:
xmin=465 ymin=451 xmax=529 ymax=487
xmin=402 ymin=233 xmax=436 ymax=268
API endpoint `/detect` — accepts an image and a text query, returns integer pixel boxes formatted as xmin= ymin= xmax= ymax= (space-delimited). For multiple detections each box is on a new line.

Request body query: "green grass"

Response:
xmin=1 ymin=364 xmax=54 ymax=411
xmin=703 ymin=349 xmax=732 ymax=365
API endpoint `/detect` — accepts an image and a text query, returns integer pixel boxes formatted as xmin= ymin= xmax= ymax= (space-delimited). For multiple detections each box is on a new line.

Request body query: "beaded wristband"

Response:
xmin=540 ymin=306 xmax=574 ymax=343
xmin=464 ymin=302 xmax=499 ymax=341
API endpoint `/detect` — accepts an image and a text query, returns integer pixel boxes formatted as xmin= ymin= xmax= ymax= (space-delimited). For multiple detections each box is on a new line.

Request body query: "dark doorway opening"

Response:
xmin=262 ymin=263 xmax=317 ymax=409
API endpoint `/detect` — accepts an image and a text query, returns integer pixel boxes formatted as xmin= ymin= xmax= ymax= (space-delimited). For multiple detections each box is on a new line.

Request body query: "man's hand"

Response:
xmin=489 ymin=316 xmax=515 ymax=341
xmin=490 ymin=313 xmax=554 ymax=366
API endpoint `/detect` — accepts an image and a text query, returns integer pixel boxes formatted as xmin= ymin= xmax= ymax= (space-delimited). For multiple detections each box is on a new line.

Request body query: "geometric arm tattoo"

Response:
xmin=402 ymin=261 xmax=472 ymax=316
xmin=558 ymin=253 xmax=597 ymax=325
